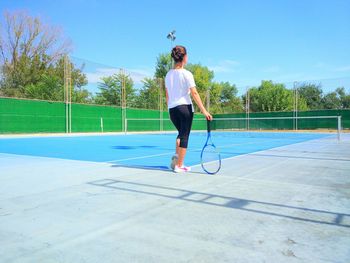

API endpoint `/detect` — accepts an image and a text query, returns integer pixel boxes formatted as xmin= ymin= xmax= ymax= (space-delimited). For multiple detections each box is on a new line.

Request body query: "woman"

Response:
xmin=165 ymin=45 xmax=212 ymax=173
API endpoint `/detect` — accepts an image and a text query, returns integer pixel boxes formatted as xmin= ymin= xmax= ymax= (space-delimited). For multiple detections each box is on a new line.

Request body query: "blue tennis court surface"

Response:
xmin=1 ymin=132 xmax=349 ymax=263
xmin=0 ymin=131 xmax=332 ymax=169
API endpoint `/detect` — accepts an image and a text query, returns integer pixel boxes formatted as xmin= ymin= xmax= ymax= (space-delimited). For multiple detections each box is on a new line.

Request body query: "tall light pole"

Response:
xmin=167 ymin=30 xmax=176 ymax=69
xmin=167 ymin=30 xmax=176 ymax=49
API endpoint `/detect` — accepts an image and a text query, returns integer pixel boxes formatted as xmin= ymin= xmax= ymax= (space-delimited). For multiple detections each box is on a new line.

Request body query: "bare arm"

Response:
xmin=190 ymin=87 xmax=212 ymax=120
xmin=165 ymin=88 xmax=169 ymax=106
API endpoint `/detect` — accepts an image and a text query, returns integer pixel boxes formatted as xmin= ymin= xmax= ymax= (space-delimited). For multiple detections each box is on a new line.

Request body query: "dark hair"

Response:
xmin=171 ymin=45 xmax=187 ymax=63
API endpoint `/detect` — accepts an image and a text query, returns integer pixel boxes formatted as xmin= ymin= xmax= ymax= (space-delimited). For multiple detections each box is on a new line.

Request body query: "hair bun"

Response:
xmin=171 ymin=46 xmax=187 ymax=63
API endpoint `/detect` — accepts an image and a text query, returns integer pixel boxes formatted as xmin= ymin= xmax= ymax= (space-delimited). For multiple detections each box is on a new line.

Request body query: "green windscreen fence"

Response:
xmin=72 ymin=103 xmax=122 ymax=133
xmin=125 ymin=108 xmax=171 ymax=132
xmin=0 ymin=97 xmax=66 ymax=133
xmin=0 ymin=97 xmax=349 ymax=134
xmin=0 ymin=97 xmax=177 ymax=134
xmin=0 ymin=97 xmax=169 ymax=134
xmin=125 ymin=108 xmax=206 ymax=132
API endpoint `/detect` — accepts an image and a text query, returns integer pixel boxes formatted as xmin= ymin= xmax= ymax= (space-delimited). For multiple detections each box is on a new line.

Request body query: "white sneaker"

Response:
xmin=174 ymin=165 xmax=191 ymax=173
xmin=170 ymin=154 xmax=178 ymax=170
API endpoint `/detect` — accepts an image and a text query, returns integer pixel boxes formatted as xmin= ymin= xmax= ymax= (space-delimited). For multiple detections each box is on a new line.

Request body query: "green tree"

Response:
xmin=210 ymin=82 xmax=243 ymax=113
xmin=322 ymin=91 xmax=342 ymax=109
xmin=95 ymin=71 xmax=136 ymax=107
xmin=322 ymin=87 xmax=350 ymax=109
xmin=52 ymin=58 xmax=89 ymax=102
xmin=25 ymin=74 xmax=63 ymax=100
xmin=0 ymin=11 xmax=70 ymax=97
xmin=335 ymin=87 xmax=350 ymax=109
xmin=219 ymin=82 xmax=243 ymax=113
xmin=248 ymin=81 xmax=307 ymax=112
xmin=207 ymin=82 xmax=222 ymax=113
xmin=0 ymin=11 xmax=89 ymax=102
xmin=154 ymin=53 xmax=172 ymax=79
xmin=297 ymin=83 xmax=323 ymax=109
xmin=135 ymin=78 xmax=164 ymax=110
xmin=185 ymin=63 xmax=214 ymax=112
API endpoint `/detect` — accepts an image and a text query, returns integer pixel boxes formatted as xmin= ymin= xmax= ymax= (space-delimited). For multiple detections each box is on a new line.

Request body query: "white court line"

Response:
xmin=0 ymin=152 xmax=110 ymax=166
xmin=104 ymin=139 xmax=259 ymax=164
xmin=191 ymin=135 xmax=336 ymax=168
xmin=105 ymin=152 xmax=175 ymax=163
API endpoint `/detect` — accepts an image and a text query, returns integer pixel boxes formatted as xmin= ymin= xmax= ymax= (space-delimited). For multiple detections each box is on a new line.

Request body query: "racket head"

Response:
xmin=200 ymin=143 xmax=221 ymax=175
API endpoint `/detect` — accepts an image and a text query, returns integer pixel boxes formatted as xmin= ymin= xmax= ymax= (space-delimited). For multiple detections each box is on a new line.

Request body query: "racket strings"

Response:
xmin=201 ymin=144 xmax=221 ymax=174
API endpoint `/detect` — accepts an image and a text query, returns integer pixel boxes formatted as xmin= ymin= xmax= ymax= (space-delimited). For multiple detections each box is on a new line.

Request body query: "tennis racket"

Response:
xmin=200 ymin=120 xmax=221 ymax=174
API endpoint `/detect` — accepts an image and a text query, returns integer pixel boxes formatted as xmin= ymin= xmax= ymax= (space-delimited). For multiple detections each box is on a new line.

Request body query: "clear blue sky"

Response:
xmin=1 ymin=0 xmax=350 ymax=92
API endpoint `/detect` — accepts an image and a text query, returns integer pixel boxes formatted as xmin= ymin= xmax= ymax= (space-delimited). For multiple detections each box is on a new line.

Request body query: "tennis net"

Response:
xmin=124 ymin=118 xmax=207 ymax=133
xmin=213 ymin=116 xmax=342 ymax=140
xmin=125 ymin=116 xmax=342 ymax=139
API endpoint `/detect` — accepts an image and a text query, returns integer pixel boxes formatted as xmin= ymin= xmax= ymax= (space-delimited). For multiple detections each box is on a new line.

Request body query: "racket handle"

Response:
xmin=207 ymin=119 xmax=211 ymax=132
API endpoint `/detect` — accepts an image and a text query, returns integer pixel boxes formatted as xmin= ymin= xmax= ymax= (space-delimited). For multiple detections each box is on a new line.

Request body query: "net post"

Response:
xmin=124 ymin=118 xmax=127 ymax=135
xmin=293 ymin=81 xmax=298 ymax=131
xmin=64 ymin=55 xmax=72 ymax=133
xmin=158 ymin=78 xmax=163 ymax=132
xmin=120 ymin=68 xmax=127 ymax=133
xmin=100 ymin=117 xmax=104 ymax=133
xmin=337 ymin=116 xmax=341 ymax=141
xmin=69 ymin=73 xmax=72 ymax=133
xmin=64 ymin=56 xmax=68 ymax=133
xmin=245 ymin=86 xmax=250 ymax=131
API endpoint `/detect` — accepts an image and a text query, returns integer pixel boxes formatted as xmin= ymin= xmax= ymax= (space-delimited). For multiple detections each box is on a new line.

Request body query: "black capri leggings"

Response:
xmin=169 ymin=104 xmax=194 ymax=148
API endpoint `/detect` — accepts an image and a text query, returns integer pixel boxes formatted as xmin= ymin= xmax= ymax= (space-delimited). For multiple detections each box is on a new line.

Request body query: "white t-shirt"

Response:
xmin=165 ymin=68 xmax=196 ymax=110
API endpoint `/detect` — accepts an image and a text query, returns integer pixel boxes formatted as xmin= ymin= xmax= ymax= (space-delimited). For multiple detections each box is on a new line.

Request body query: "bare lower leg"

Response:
xmin=175 ymin=139 xmax=180 ymax=155
xmin=177 ymin=147 xmax=187 ymax=167
xmin=175 ymin=139 xmax=187 ymax=166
